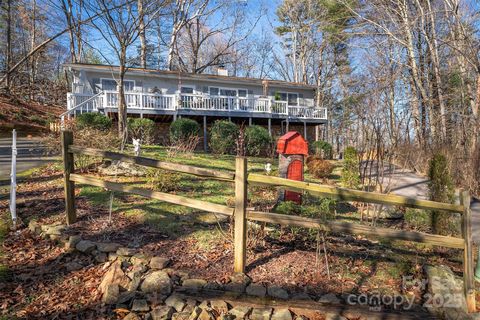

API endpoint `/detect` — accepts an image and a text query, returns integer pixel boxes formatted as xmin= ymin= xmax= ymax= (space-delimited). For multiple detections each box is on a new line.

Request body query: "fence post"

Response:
xmin=461 ymin=190 xmax=475 ymax=312
xmin=234 ymin=157 xmax=247 ymax=273
xmin=62 ymin=130 xmax=76 ymax=225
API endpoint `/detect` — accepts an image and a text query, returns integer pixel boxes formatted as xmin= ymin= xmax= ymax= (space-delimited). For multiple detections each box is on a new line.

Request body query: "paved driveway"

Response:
xmin=361 ymin=161 xmax=480 ymax=243
xmin=0 ymin=136 xmax=52 ymax=181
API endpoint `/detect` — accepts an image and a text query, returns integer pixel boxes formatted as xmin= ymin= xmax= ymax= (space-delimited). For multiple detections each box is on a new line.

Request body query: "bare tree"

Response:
xmin=171 ymin=2 xmax=261 ymax=74
xmin=60 ymin=0 xmax=84 ymax=63
xmin=86 ymin=0 xmax=164 ymax=145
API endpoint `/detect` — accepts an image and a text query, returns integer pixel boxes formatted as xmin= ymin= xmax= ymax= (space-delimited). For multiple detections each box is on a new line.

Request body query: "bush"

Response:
xmin=275 ymin=201 xmax=302 ymax=215
xmin=428 ymin=153 xmax=454 ymax=203
xmin=169 ymin=118 xmax=200 ymax=144
xmin=209 ymin=120 xmax=239 ymax=154
xmin=245 ymin=125 xmax=272 ymax=156
xmin=127 ymin=118 xmax=155 ymax=144
xmin=146 ymin=169 xmax=182 ymax=192
xmin=404 ymin=208 xmax=432 ymax=232
xmin=301 ymin=196 xmax=336 ymax=221
xmin=310 ymin=140 xmax=333 ymax=159
xmin=428 ymin=153 xmax=455 ymax=235
xmin=306 ymin=156 xmax=334 ymax=178
xmin=341 ymin=146 xmax=360 ymax=188
xmin=76 ymin=112 xmax=112 ymax=130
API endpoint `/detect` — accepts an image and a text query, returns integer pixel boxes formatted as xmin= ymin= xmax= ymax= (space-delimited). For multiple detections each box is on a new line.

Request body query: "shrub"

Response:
xmin=169 ymin=118 xmax=200 ymax=144
xmin=209 ymin=120 xmax=239 ymax=154
xmin=127 ymin=118 xmax=155 ymax=144
xmin=310 ymin=140 xmax=333 ymax=159
xmin=306 ymin=156 xmax=334 ymax=178
xmin=275 ymin=201 xmax=302 ymax=215
xmin=405 ymin=208 xmax=432 ymax=232
xmin=76 ymin=112 xmax=112 ymax=130
xmin=301 ymin=196 xmax=336 ymax=221
xmin=146 ymin=169 xmax=182 ymax=192
xmin=341 ymin=146 xmax=360 ymax=188
xmin=428 ymin=153 xmax=454 ymax=203
xmin=428 ymin=153 xmax=455 ymax=235
xmin=245 ymin=125 xmax=272 ymax=156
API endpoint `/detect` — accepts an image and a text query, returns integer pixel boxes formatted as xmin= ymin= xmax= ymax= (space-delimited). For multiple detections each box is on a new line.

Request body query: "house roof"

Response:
xmin=63 ymin=63 xmax=317 ymax=90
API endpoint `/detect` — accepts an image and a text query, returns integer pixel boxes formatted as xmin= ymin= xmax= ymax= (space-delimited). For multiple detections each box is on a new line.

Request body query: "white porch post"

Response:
xmin=268 ymin=118 xmax=272 ymax=136
xmin=249 ymin=117 xmax=252 ymax=126
xmin=286 ymin=104 xmax=290 ymax=132
xmin=315 ymin=125 xmax=319 ymax=141
xmin=139 ymin=92 xmax=144 ymax=118
xmin=304 ymin=121 xmax=307 ymax=139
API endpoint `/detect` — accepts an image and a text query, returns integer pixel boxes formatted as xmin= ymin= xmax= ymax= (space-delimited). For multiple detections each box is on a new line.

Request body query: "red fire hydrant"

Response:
xmin=277 ymin=131 xmax=308 ymax=204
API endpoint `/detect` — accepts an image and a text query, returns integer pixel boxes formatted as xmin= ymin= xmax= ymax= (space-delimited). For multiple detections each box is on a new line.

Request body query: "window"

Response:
xmin=101 ymin=79 xmax=135 ymax=92
xmin=275 ymin=92 xmax=298 ymax=106
xmin=209 ymin=86 xmax=248 ymax=97
xmin=288 ymin=93 xmax=298 ymax=106
xmin=181 ymin=86 xmax=194 ymax=94
xmin=275 ymin=92 xmax=287 ymax=101
xmin=220 ymin=89 xmax=236 ymax=96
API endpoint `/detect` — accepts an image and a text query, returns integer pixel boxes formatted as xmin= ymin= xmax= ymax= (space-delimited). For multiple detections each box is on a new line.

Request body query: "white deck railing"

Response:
xmin=66 ymin=91 xmax=327 ymax=120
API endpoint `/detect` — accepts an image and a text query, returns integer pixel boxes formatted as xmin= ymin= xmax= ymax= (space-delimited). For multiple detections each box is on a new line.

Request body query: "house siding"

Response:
xmin=74 ymin=70 xmax=316 ymax=104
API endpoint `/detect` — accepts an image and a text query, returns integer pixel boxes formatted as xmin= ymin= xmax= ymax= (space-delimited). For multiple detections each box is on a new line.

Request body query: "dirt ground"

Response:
xmin=0 ymin=164 xmax=473 ymax=318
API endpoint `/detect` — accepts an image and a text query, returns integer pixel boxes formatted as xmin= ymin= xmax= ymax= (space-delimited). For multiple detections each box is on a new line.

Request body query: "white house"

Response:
xmin=63 ymin=63 xmax=328 ymax=148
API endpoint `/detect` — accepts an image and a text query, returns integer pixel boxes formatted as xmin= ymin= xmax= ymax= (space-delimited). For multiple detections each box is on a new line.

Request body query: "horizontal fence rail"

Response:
xmin=248 ymin=173 xmax=464 ymax=213
xmin=68 ymin=146 xmax=235 ymax=181
xmin=70 ymin=174 xmax=234 ymax=216
xmin=246 ymin=211 xmax=465 ymax=249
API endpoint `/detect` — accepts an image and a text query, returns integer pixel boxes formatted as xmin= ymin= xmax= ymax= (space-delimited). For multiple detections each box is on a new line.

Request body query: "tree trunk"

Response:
xmin=400 ymin=0 xmax=432 ymax=142
xmin=138 ymin=0 xmax=146 ymax=68
xmin=5 ymin=0 xmax=12 ymax=91
xmin=471 ymin=74 xmax=480 ymax=156
xmin=118 ymin=54 xmax=128 ymax=148
xmin=29 ymin=0 xmax=37 ymax=100
xmin=75 ymin=0 xmax=83 ymax=61
xmin=167 ymin=24 xmax=180 ymax=70
xmin=63 ymin=0 xmax=77 ymax=63
xmin=425 ymin=0 xmax=447 ymax=140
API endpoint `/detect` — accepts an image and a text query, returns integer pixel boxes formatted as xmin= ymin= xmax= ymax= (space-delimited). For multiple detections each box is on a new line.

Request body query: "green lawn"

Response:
xmin=77 ymin=147 xmax=344 ymax=246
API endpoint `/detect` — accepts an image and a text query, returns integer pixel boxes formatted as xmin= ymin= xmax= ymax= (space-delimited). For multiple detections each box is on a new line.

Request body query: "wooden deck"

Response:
xmin=64 ymin=91 xmax=328 ymax=123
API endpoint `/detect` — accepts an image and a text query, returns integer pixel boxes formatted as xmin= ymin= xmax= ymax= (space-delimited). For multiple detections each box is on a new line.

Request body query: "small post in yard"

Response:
xmin=461 ymin=191 xmax=475 ymax=312
xmin=9 ymin=129 xmax=17 ymax=229
xmin=234 ymin=157 xmax=247 ymax=273
xmin=62 ymin=130 xmax=76 ymax=225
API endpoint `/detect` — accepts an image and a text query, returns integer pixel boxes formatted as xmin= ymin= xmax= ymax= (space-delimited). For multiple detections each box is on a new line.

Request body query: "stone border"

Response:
xmin=28 ymin=220 xmax=353 ymax=319
xmin=29 ymin=220 xmax=451 ymax=320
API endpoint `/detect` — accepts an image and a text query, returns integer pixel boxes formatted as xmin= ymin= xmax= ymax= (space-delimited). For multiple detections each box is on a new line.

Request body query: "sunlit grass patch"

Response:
xmin=190 ymin=228 xmax=227 ymax=251
xmin=79 ymin=185 xmax=112 ymax=206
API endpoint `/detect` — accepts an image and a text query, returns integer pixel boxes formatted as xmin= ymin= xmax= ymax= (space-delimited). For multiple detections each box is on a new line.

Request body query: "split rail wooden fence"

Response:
xmin=61 ymin=131 xmax=476 ymax=312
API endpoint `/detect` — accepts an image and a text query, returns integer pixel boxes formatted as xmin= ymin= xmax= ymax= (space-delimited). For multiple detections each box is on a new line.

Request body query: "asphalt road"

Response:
xmin=0 ymin=136 xmax=52 ymax=181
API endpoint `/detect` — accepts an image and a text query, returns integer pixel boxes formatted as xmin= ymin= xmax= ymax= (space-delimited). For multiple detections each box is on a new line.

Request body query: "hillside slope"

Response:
xmin=0 ymin=95 xmax=64 ymax=134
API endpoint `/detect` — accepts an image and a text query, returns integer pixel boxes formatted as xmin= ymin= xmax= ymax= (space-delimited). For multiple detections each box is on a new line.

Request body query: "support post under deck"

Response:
xmin=203 ymin=116 xmax=208 ymax=152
